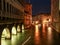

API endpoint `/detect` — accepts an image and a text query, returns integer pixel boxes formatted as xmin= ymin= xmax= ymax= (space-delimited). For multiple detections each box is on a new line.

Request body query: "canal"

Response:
xmin=0 ymin=23 xmax=60 ymax=45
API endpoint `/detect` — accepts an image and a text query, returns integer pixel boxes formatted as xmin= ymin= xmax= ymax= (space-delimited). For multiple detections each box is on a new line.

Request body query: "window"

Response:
xmin=3 ymin=0 xmax=6 ymax=11
xmin=7 ymin=3 xmax=9 ymax=12
xmin=10 ymin=4 xmax=11 ymax=13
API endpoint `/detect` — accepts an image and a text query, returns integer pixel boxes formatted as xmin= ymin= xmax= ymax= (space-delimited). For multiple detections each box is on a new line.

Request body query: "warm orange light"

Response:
xmin=35 ymin=25 xmax=39 ymax=32
xmin=48 ymin=27 xmax=52 ymax=31
xmin=36 ymin=21 xmax=38 ymax=24
xmin=35 ymin=24 xmax=40 ymax=44
xmin=42 ymin=24 xmax=45 ymax=33
xmin=47 ymin=27 xmax=52 ymax=42
xmin=47 ymin=27 xmax=52 ymax=35
xmin=49 ymin=19 xmax=51 ymax=22
xmin=43 ymin=19 xmax=51 ymax=24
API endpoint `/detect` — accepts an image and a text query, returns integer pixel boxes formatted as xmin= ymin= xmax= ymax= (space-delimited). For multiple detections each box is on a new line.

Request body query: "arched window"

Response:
xmin=12 ymin=26 xmax=17 ymax=35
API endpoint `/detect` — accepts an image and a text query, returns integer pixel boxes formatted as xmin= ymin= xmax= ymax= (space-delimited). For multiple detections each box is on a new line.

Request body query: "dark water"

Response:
xmin=25 ymin=24 xmax=60 ymax=45
xmin=0 ymin=24 xmax=60 ymax=45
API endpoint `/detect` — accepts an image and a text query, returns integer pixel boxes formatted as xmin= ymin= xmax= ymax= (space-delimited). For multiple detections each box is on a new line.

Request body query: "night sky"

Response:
xmin=26 ymin=0 xmax=51 ymax=15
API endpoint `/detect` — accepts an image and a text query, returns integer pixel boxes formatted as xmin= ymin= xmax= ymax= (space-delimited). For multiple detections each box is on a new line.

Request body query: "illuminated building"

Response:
xmin=51 ymin=0 xmax=59 ymax=32
xmin=32 ymin=13 xmax=51 ymax=24
xmin=0 ymin=0 xmax=25 ymax=39
xmin=24 ymin=3 xmax=32 ymax=28
xmin=0 ymin=0 xmax=25 ymax=23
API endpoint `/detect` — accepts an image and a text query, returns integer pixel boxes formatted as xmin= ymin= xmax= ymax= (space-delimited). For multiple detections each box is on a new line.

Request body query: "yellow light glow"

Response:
xmin=17 ymin=25 xmax=20 ymax=32
xmin=47 ymin=27 xmax=52 ymax=36
xmin=48 ymin=27 xmax=52 ymax=31
xmin=47 ymin=27 xmax=52 ymax=42
xmin=1 ymin=39 xmax=7 ymax=45
xmin=35 ymin=24 xmax=40 ymax=44
xmin=1 ymin=39 xmax=11 ymax=45
xmin=22 ymin=24 xmax=24 ymax=30
xmin=11 ymin=35 xmax=17 ymax=45
xmin=42 ymin=24 xmax=45 ymax=33
xmin=1 ymin=28 xmax=10 ymax=39
xmin=36 ymin=21 xmax=38 ymax=24
xmin=22 ymin=25 xmax=24 ymax=32
xmin=35 ymin=25 xmax=39 ymax=32
xmin=49 ymin=19 xmax=51 ymax=22
xmin=17 ymin=33 xmax=20 ymax=40
xmin=12 ymin=26 xmax=17 ymax=35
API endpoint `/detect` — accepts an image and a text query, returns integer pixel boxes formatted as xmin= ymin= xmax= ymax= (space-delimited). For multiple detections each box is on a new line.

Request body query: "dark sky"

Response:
xmin=26 ymin=0 xmax=51 ymax=15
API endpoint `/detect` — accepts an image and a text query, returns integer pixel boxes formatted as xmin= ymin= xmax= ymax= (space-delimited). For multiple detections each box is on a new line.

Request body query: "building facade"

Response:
xmin=32 ymin=13 xmax=51 ymax=25
xmin=0 ymin=0 xmax=25 ymax=23
xmin=51 ymin=0 xmax=59 ymax=32
xmin=24 ymin=3 xmax=32 ymax=28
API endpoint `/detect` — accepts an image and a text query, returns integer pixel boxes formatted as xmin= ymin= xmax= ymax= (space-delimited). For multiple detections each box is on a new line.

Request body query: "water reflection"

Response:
xmin=1 ymin=33 xmax=21 ymax=45
xmin=34 ymin=24 xmax=40 ymax=45
xmin=42 ymin=24 xmax=45 ymax=33
xmin=11 ymin=35 xmax=17 ymax=45
xmin=1 ymin=39 xmax=11 ymax=45
xmin=47 ymin=26 xmax=53 ymax=45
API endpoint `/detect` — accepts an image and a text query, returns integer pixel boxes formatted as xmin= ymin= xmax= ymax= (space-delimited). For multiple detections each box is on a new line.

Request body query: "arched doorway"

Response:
xmin=12 ymin=26 xmax=17 ymax=35
xmin=1 ymin=28 xmax=10 ymax=39
xmin=22 ymin=24 xmax=24 ymax=32
xmin=17 ymin=25 xmax=20 ymax=32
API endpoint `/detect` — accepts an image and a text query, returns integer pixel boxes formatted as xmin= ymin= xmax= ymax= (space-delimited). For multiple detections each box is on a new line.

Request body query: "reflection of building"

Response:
xmin=24 ymin=3 xmax=32 ymax=28
xmin=51 ymin=0 xmax=59 ymax=32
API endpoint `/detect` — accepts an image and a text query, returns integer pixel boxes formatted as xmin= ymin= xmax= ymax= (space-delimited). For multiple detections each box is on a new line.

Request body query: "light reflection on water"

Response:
xmin=42 ymin=24 xmax=45 ymax=33
xmin=34 ymin=24 xmax=40 ymax=45
xmin=11 ymin=35 xmax=17 ymax=45
xmin=1 ymin=39 xmax=11 ymax=45
xmin=1 ymin=33 xmax=21 ymax=45
xmin=47 ymin=26 xmax=53 ymax=44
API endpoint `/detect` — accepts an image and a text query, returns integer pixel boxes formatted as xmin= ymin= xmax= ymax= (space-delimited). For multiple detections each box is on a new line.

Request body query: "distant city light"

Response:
xmin=48 ymin=27 xmax=52 ymax=31
xmin=35 ymin=25 xmax=39 ymax=32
